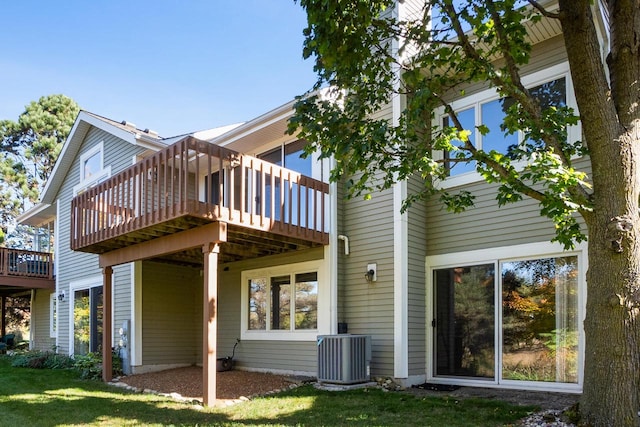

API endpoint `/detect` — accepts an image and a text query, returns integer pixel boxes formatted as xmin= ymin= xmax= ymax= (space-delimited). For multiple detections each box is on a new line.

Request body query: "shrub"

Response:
xmin=73 ymin=350 xmax=122 ymax=380
xmin=10 ymin=349 xmax=122 ymax=380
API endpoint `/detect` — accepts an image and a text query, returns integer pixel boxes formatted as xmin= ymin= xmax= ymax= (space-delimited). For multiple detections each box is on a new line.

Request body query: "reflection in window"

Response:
xmin=481 ymin=97 xmax=518 ymax=156
xmin=258 ymin=140 xmax=313 ymax=224
xmin=247 ymin=271 xmax=318 ymax=332
xmin=271 ymin=275 xmax=291 ymax=330
xmin=295 ymin=272 xmax=318 ymax=329
xmin=83 ymin=151 xmax=101 ymax=181
xmin=502 ymin=256 xmax=578 ymax=383
xmin=443 ymin=108 xmax=476 ymax=176
xmin=73 ymin=287 xmax=103 ymax=355
xmin=248 ymin=278 xmax=267 ymax=330
xmin=434 ymin=264 xmax=495 ymax=378
xmin=443 ymin=77 xmax=568 ymax=176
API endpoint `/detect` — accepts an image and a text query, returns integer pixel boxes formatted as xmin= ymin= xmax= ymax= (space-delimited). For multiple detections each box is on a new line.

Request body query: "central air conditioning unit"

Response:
xmin=317 ymin=334 xmax=372 ymax=384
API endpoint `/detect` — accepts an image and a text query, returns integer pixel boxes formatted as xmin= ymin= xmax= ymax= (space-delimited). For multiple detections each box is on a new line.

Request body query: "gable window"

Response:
xmin=438 ymin=63 xmax=577 ymax=186
xmin=74 ymin=142 xmax=111 ymax=195
xmin=241 ymin=260 xmax=326 ymax=341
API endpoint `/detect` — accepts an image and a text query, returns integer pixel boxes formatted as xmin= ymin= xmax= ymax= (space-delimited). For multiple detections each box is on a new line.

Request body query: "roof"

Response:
xmin=18 ymin=110 xmax=169 ymax=226
xmin=18 ymin=99 xmax=303 ymax=227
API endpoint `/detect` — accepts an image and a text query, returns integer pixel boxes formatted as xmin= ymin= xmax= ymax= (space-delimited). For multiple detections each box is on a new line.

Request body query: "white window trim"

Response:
xmin=73 ymin=141 xmax=112 ymax=195
xmin=49 ymin=293 xmax=57 ymax=338
xmin=240 ymin=259 xmax=329 ymax=341
xmin=67 ymin=275 xmax=103 ymax=356
xmin=435 ymin=62 xmax=581 ymax=189
xmin=425 ymin=240 xmax=587 ymax=393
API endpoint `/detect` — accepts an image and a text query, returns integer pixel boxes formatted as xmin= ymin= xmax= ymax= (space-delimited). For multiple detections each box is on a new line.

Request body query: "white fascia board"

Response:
xmin=38 ymin=111 xmax=165 ymax=206
xmin=208 ymin=100 xmax=296 ymax=147
xmin=16 ymin=202 xmax=53 ymax=226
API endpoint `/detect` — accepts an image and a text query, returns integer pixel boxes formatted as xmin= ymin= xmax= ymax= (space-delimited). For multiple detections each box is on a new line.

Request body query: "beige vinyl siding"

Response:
xmin=443 ymin=36 xmax=568 ymax=102
xmin=406 ymin=175 xmax=427 ymax=375
xmin=426 ymin=35 xmax=581 ymax=256
xmin=138 ymin=248 xmax=324 ymax=372
xmin=218 ymin=248 xmax=324 ymax=373
xmin=426 ymin=181 xmax=556 ymax=255
xmin=31 ymin=289 xmax=55 ymax=351
xmin=339 ymin=181 xmax=396 ymax=376
xmin=141 ymin=261 xmax=201 ymax=366
xmin=54 ymin=127 xmax=146 ymax=354
xmin=113 ymin=264 xmax=132 ymax=344
xmin=235 ymin=341 xmax=316 ymax=373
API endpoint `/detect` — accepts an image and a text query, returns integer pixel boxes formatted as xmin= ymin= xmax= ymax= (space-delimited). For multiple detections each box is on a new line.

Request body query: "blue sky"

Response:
xmin=0 ymin=1 xmax=317 ymax=137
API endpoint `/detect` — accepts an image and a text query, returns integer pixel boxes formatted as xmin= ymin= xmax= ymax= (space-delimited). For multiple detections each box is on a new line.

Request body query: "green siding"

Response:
xmin=141 ymin=261 xmax=201 ymax=366
xmin=339 ymin=179 xmax=396 ymax=376
xmin=31 ymin=289 xmax=55 ymax=351
xmin=53 ymin=126 xmax=146 ymax=354
xmin=219 ymin=248 xmax=325 ymax=373
xmin=407 ymin=175 xmax=427 ymax=375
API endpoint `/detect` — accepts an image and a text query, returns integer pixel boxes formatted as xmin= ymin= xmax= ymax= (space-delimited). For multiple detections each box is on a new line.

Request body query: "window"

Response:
xmin=74 ymin=142 xmax=111 ymax=195
xmin=241 ymin=260 xmax=325 ymax=340
xmin=438 ymin=63 xmax=577 ymax=186
xmin=248 ymin=271 xmax=318 ymax=332
xmin=428 ymin=241 xmax=585 ymax=391
xmin=69 ymin=276 xmax=104 ymax=356
xmin=50 ymin=293 xmax=57 ymax=338
xmin=257 ymin=140 xmax=314 ymax=223
xmin=73 ymin=286 xmax=103 ymax=355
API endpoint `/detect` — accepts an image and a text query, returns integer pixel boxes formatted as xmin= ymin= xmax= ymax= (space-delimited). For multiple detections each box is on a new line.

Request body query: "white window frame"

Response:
xmin=68 ymin=275 xmax=103 ymax=356
xmin=49 ymin=293 xmax=57 ymax=338
xmin=435 ymin=62 xmax=580 ymax=189
xmin=73 ymin=141 xmax=112 ymax=195
xmin=240 ymin=259 xmax=329 ymax=341
xmin=425 ymin=240 xmax=587 ymax=392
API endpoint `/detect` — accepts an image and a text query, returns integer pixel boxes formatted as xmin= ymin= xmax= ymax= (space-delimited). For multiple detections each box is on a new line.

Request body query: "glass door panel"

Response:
xmin=73 ymin=287 xmax=103 ymax=356
xmin=74 ymin=290 xmax=90 ymax=355
xmin=501 ymin=256 xmax=579 ymax=383
xmin=434 ymin=264 xmax=495 ymax=378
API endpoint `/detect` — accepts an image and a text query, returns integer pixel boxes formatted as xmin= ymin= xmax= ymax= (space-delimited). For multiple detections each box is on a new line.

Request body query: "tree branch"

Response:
xmin=527 ymin=0 xmax=561 ymax=19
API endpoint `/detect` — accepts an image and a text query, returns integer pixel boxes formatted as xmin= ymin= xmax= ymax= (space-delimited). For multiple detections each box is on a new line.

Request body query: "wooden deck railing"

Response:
xmin=71 ymin=136 xmax=330 ymax=252
xmin=0 ymin=248 xmax=54 ymax=280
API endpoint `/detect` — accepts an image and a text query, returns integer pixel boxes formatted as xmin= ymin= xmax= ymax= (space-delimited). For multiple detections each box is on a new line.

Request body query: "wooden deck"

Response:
xmin=0 ymin=248 xmax=54 ymax=293
xmin=70 ymin=136 xmax=330 ymax=264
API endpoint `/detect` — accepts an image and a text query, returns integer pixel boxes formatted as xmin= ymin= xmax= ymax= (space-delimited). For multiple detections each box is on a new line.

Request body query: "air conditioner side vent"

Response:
xmin=317 ymin=334 xmax=371 ymax=384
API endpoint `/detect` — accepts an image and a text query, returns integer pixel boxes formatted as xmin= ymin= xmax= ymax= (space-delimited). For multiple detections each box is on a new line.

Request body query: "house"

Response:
xmin=18 ymin=0 xmax=603 ymax=407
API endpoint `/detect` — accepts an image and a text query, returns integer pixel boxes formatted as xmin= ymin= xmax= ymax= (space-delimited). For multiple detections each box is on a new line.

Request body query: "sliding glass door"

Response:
xmin=434 ymin=264 xmax=495 ymax=379
xmin=432 ymin=255 xmax=579 ymax=386
xmin=73 ymin=286 xmax=103 ymax=356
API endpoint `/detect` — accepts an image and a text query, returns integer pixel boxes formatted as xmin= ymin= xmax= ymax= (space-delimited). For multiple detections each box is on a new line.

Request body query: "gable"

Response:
xmin=18 ymin=111 xmax=167 ymax=226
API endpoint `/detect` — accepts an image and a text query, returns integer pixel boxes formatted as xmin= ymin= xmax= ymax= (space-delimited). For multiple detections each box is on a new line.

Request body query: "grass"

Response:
xmin=0 ymin=355 xmax=537 ymax=426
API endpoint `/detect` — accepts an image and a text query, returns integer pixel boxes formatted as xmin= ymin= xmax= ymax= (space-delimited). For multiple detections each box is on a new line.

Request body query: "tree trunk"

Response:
xmin=558 ymin=1 xmax=640 ymax=425
xmin=583 ymin=185 xmax=640 ymax=426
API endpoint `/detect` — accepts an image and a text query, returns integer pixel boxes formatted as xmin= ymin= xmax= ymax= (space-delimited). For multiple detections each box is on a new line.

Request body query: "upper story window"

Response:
xmin=438 ymin=63 xmax=578 ymax=187
xmin=258 ymin=139 xmax=313 ymax=177
xmin=74 ymin=142 xmax=111 ymax=195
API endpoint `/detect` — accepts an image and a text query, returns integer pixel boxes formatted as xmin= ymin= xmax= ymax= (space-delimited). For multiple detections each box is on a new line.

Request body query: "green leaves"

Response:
xmin=292 ymin=0 xmax=592 ymax=247
xmin=0 ymin=94 xmax=79 ymax=245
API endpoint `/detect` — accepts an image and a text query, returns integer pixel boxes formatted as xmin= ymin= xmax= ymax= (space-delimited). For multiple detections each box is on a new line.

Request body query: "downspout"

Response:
xmin=337 ymin=235 xmax=350 ymax=255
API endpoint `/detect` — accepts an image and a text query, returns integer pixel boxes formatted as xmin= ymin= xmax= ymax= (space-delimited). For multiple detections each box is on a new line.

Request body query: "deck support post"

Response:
xmin=202 ymin=242 xmax=220 ymax=406
xmin=102 ymin=265 xmax=113 ymax=383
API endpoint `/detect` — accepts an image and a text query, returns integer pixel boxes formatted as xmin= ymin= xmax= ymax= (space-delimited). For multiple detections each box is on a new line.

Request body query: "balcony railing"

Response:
xmin=71 ymin=136 xmax=330 ymax=253
xmin=0 ymin=248 xmax=54 ymax=280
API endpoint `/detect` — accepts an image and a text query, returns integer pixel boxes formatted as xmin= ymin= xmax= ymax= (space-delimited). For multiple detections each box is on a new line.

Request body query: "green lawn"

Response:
xmin=0 ymin=356 xmax=536 ymax=426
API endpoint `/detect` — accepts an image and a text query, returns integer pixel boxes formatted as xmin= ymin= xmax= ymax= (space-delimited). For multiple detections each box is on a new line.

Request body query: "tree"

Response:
xmin=290 ymin=1 xmax=639 ymax=425
xmin=0 ymin=94 xmax=80 ymax=245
